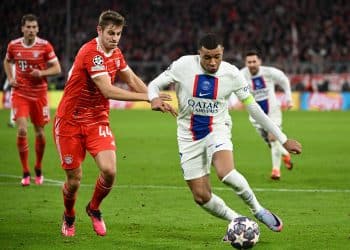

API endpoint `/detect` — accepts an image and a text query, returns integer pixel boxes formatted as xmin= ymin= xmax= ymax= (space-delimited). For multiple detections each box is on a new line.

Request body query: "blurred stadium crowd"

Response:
xmin=1 ymin=0 xmax=350 ymax=87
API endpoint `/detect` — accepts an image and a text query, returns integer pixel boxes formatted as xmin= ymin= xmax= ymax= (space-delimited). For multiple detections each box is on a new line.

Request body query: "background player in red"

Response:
xmin=54 ymin=10 xmax=175 ymax=237
xmin=3 ymin=14 xmax=62 ymax=186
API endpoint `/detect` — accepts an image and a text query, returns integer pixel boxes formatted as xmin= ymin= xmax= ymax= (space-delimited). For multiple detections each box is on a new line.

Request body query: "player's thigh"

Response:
xmin=178 ymin=138 xmax=210 ymax=181
xmin=85 ymin=123 xmax=116 ymax=158
xmin=29 ymin=96 xmax=49 ymax=126
xmin=12 ymin=95 xmax=30 ymax=120
xmin=209 ymin=132 xmax=234 ymax=179
xmin=94 ymin=150 xmax=116 ymax=177
xmin=53 ymin=118 xmax=86 ymax=169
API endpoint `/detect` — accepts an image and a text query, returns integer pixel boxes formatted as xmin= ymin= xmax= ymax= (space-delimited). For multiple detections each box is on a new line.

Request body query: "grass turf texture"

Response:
xmin=0 ymin=109 xmax=349 ymax=249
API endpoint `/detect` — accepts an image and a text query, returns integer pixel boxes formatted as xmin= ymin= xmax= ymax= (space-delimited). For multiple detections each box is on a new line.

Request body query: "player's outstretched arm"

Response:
xmin=242 ymin=94 xmax=302 ymax=154
xmin=93 ymin=74 xmax=148 ymax=101
xmin=30 ymin=60 xmax=61 ymax=78
xmin=118 ymin=69 xmax=172 ymax=101
xmin=118 ymin=68 xmax=148 ymax=93
xmin=148 ymin=72 xmax=177 ymax=117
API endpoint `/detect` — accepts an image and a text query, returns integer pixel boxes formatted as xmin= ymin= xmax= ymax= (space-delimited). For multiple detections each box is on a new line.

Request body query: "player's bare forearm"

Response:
xmin=119 ymin=69 xmax=148 ymax=93
xmin=33 ymin=61 xmax=62 ymax=78
xmin=3 ymin=59 xmax=17 ymax=87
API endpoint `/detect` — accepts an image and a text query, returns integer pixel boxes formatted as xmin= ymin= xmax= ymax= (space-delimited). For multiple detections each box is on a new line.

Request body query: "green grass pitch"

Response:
xmin=0 ymin=109 xmax=349 ymax=249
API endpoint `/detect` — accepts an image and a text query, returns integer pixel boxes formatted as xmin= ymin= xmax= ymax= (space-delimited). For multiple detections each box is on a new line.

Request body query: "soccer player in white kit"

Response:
xmin=241 ymin=51 xmax=294 ymax=180
xmin=148 ymin=34 xmax=302 ymax=236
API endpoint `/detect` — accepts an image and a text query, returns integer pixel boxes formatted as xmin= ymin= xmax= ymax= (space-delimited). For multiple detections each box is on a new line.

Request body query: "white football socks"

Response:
xmin=201 ymin=193 xmax=240 ymax=221
xmin=271 ymin=141 xmax=282 ymax=170
xmin=222 ymin=169 xmax=262 ymax=214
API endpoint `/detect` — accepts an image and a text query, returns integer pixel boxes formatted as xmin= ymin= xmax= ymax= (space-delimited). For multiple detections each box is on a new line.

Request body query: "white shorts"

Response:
xmin=178 ymin=130 xmax=233 ymax=180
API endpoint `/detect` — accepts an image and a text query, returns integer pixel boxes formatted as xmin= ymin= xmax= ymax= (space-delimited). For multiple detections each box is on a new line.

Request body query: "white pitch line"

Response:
xmin=0 ymin=173 xmax=350 ymax=193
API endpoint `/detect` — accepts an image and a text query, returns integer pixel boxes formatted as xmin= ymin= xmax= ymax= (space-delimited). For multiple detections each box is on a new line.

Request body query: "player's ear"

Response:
xmin=97 ymin=25 xmax=103 ymax=36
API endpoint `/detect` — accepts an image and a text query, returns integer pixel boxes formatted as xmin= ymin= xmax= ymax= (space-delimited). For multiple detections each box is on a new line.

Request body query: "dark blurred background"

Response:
xmin=1 ymin=0 xmax=349 ymax=89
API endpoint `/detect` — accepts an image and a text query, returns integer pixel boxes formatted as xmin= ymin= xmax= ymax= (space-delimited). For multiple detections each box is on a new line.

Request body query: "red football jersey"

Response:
xmin=56 ymin=38 xmax=128 ymax=124
xmin=5 ymin=37 xmax=58 ymax=100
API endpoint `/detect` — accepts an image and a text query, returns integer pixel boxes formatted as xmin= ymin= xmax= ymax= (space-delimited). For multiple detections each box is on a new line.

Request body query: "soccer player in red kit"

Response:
xmin=3 ymin=14 xmax=62 ymax=186
xmin=54 ymin=10 xmax=175 ymax=237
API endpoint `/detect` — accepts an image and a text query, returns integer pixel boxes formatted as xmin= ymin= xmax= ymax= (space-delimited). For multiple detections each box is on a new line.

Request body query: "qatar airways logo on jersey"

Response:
xmin=187 ymin=98 xmax=219 ymax=114
xmin=253 ymin=88 xmax=269 ymax=101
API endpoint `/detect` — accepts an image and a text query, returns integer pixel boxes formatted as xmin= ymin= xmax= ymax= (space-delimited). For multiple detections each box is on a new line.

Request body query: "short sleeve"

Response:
xmin=44 ymin=42 xmax=57 ymax=62
xmin=84 ymin=51 xmax=108 ymax=79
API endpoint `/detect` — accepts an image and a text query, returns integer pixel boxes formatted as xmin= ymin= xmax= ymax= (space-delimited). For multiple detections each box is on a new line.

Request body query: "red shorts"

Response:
xmin=53 ymin=117 xmax=116 ymax=169
xmin=12 ymin=94 xmax=49 ymax=126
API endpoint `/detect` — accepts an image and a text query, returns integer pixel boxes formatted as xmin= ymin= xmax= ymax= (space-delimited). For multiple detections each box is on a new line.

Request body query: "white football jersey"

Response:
xmin=240 ymin=66 xmax=292 ymax=115
xmin=148 ymin=55 xmax=250 ymax=141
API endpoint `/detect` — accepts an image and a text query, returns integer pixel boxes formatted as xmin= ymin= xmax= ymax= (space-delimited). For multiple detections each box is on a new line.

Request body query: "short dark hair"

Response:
xmin=198 ymin=33 xmax=222 ymax=50
xmin=21 ymin=14 xmax=38 ymax=26
xmin=245 ymin=50 xmax=261 ymax=58
xmin=98 ymin=10 xmax=126 ymax=29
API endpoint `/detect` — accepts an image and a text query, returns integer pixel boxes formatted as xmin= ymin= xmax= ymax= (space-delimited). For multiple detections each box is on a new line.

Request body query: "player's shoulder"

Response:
xmin=240 ymin=66 xmax=248 ymax=73
xmin=35 ymin=37 xmax=50 ymax=45
xmin=78 ymin=39 xmax=100 ymax=56
xmin=220 ymin=61 xmax=240 ymax=75
xmin=169 ymin=55 xmax=196 ymax=70
xmin=261 ymin=65 xmax=281 ymax=73
xmin=176 ymin=55 xmax=197 ymax=64
xmin=8 ymin=37 xmax=22 ymax=46
xmin=111 ymin=46 xmax=124 ymax=58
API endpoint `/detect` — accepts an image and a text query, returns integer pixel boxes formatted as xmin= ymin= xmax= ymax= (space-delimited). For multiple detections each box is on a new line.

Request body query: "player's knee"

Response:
xmin=193 ymin=192 xmax=211 ymax=205
xmin=17 ymin=128 xmax=27 ymax=137
xmin=35 ymin=131 xmax=45 ymax=139
xmin=101 ymin=166 xmax=116 ymax=180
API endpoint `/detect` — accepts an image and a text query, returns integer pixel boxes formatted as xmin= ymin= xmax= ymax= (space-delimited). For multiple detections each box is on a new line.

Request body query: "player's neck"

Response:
xmin=23 ymin=37 xmax=36 ymax=46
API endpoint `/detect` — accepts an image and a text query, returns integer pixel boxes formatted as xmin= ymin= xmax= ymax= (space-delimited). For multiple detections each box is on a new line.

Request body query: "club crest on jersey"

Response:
xmin=115 ymin=59 xmax=120 ymax=68
xmin=32 ymin=51 xmax=39 ymax=58
xmin=201 ymin=80 xmax=211 ymax=91
xmin=93 ymin=55 xmax=104 ymax=65
xmin=63 ymin=154 xmax=73 ymax=165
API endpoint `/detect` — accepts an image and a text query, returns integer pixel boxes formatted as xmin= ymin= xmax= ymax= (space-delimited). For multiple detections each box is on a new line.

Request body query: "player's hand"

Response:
xmin=151 ymin=97 xmax=177 ymax=117
xmin=286 ymin=100 xmax=294 ymax=110
xmin=8 ymin=78 xmax=18 ymax=87
xmin=283 ymin=139 xmax=302 ymax=154
xmin=159 ymin=92 xmax=172 ymax=101
xmin=30 ymin=69 xmax=42 ymax=78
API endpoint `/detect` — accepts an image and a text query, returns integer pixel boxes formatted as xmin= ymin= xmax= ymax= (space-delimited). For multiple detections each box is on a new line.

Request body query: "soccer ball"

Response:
xmin=225 ymin=217 xmax=260 ymax=249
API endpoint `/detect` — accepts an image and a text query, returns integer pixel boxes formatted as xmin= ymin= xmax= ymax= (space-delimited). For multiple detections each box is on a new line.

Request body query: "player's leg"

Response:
xmin=31 ymin=98 xmax=49 ymax=184
xmin=53 ymin=117 xmax=84 ymax=236
xmin=275 ymin=140 xmax=293 ymax=170
xmin=84 ymin=150 xmax=116 ymax=236
xmin=269 ymin=135 xmax=282 ymax=179
xmin=33 ymin=125 xmax=45 ymax=184
xmin=85 ymin=124 xmax=116 ymax=236
xmin=16 ymin=116 xmax=30 ymax=185
xmin=213 ymin=150 xmax=262 ymax=213
xmin=9 ymin=108 xmax=16 ymax=127
xmin=12 ymin=95 xmax=31 ymax=186
xmin=187 ymin=175 xmax=241 ymax=221
xmin=213 ymin=150 xmax=283 ymax=232
xmin=61 ymin=167 xmax=82 ymax=237
xmin=180 ymin=138 xmax=240 ymax=221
